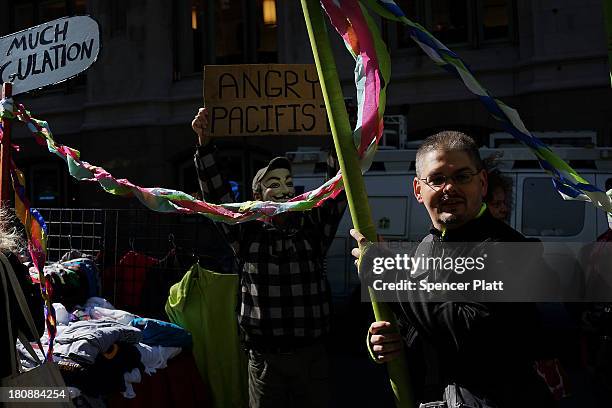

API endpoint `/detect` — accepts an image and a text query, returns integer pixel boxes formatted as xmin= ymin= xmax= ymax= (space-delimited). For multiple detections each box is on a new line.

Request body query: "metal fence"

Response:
xmin=36 ymin=208 xmax=236 ymax=316
xmin=32 ymin=207 xmax=358 ymax=317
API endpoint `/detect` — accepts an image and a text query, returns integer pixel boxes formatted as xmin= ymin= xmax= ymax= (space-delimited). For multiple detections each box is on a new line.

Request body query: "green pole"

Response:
xmin=300 ymin=1 xmax=414 ymax=406
xmin=604 ymin=0 xmax=612 ymax=86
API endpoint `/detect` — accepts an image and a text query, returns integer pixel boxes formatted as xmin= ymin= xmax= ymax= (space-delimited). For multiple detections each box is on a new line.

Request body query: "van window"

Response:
xmin=521 ymin=178 xmax=585 ymax=236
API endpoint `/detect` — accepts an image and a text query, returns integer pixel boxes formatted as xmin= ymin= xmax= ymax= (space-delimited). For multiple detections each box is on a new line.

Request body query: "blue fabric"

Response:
xmin=62 ymin=258 xmax=100 ymax=297
xmin=130 ymin=317 xmax=192 ymax=348
xmin=229 ymin=180 xmax=240 ymax=200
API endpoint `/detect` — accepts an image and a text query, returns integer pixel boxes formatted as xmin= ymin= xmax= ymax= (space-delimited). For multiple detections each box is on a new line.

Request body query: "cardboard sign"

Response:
xmin=204 ymin=64 xmax=329 ymax=136
xmin=0 ymin=16 xmax=100 ymax=96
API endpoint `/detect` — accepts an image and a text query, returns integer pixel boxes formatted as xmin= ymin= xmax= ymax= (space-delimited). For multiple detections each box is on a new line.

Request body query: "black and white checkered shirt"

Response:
xmin=194 ymin=144 xmax=347 ymax=346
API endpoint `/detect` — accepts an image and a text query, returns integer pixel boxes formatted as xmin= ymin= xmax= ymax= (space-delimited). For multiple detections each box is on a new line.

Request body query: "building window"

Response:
xmin=388 ymin=0 xmax=513 ymax=50
xmin=13 ymin=3 xmax=35 ymax=31
xmin=8 ymin=0 xmax=88 ymax=90
xmin=431 ymin=0 xmax=470 ymax=45
xmin=481 ymin=0 xmax=510 ymax=41
xmin=256 ymin=0 xmax=278 ymax=63
xmin=214 ymin=0 xmax=246 ymax=64
xmin=31 ymin=164 xmax=61 ymax=207
xmin=10 ymin=0 xmax=87 ymax=31
xmin=174 ymin=0 xmax=278 ymax=77
xmin=27 ymin=162 xmax=72 ymax=207
xmin=108 ymin=0 xmax=127 ymax=38
xmin=39 ymin=0 xmax=67 ymax=22
xmin=395 ymin=2 xmax=418 ymax=48
xmin=191 ymin=0 xmax=204 ymax=73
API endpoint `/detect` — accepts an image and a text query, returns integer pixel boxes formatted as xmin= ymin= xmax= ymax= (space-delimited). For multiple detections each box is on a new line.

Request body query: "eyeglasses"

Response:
xmin=419 ymin=170 xmax=481 ymax=190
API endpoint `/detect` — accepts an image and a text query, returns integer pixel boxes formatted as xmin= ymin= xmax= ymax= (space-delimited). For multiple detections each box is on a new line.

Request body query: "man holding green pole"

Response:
xmin=351 ymin=131 xmax=556 ymax=407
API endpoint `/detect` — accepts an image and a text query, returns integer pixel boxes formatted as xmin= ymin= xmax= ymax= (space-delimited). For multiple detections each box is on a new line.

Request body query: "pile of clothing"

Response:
xmin=28 ymin=254 xmax=101 ymax=310
xmin=18 ymin=296 xmax=192 ymax=400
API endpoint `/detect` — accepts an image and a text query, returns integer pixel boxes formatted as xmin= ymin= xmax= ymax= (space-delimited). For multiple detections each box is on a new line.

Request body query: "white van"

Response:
xmin=289 ymin=143 xmax=612 ymax=299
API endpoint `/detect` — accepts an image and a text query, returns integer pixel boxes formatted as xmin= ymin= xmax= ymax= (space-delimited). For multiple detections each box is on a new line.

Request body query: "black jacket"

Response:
xmin=392 ymin=210 xmax=556 ymax=407
xmin=0 ymin=252 xmax=45 ymax=379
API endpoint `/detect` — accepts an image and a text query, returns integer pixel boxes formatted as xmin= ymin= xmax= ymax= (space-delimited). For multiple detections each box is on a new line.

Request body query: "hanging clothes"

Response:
xmin=140 ymin=251 xmax=188 ymax=320
xmin=103 ymin=251 xmax=159 ymax=313
xmin=165 ymin=263 xmax=248 ymax=408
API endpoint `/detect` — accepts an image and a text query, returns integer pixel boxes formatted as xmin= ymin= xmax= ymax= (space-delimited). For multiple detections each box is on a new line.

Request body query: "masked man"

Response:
xmin=192 ymin=107 xmax=347 ymax=408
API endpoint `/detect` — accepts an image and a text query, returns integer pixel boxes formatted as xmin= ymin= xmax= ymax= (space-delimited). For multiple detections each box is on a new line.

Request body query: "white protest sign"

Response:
xmin=0 ymin=16 xmax=100 ymax=96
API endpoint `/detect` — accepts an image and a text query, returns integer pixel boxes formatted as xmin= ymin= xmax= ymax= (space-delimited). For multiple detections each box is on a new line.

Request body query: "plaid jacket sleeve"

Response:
xmin=194 ymin=143 xmax=236 ymax=204
xmin=194 ymin=144 xmax=242 ymax=254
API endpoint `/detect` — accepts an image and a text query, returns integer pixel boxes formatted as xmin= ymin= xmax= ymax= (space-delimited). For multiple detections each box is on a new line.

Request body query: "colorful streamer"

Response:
xmin=1 ymin=98 xmax=56 ymax=360
xmin=10 ymin=163 xmax=57 ymax=360
xmin=356 ymin=0 xmax=612 ymax=214
xmin=0 ymin=99 xmax=349 ymax=224
xmin=320 ymin=0 xmax=391 ymax=174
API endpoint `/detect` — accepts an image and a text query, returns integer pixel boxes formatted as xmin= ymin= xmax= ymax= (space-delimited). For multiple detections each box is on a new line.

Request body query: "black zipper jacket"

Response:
xmin=390 ymin=210 xmax=557 ymax=407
